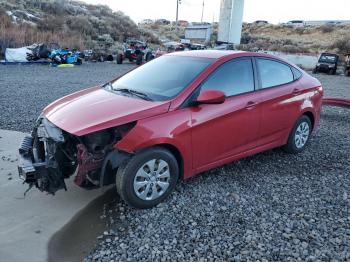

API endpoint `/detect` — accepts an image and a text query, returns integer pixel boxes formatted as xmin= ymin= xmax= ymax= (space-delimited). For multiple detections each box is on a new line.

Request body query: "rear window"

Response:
xmin=257 ymin=59 xmax=294 ymax=89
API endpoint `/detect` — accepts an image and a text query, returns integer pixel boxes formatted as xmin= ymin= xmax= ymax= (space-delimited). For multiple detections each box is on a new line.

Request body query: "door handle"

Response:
xmin=245 ymin=101 xmax=257 ymax=108
xmin=292 ymin=88 xmax=302 ymax=95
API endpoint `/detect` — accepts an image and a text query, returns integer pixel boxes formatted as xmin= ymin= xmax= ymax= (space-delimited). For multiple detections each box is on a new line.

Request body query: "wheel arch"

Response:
xmin=153 ymin=143 xmax=184 ymax=181
xmin=116 ymin=137 xmax=188 ymax=181
xmin=131 ymin=143 xmax=185 ymax=181
xmin=302 ymin=111 xmax=315 ymax=130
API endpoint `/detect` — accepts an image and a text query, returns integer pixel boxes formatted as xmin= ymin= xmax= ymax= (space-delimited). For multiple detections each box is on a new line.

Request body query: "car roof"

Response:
xmin=166 ymin=50 xmax=283 ymax=61
xmin=166 ymin=50 xmax=246 ymax=59
xmin=320 ymin=52 xmax=338 ymax=56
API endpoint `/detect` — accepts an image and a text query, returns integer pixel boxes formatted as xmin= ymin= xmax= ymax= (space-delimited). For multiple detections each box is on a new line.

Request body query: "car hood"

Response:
xmin=43 ymin=86 xmax=170 ymax=136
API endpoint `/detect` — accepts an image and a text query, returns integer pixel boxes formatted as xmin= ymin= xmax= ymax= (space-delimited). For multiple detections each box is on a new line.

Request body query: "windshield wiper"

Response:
xmin=105 ymin=84 xmax=153 ymax=101
xmin=114 ymin=88 xmax=153 ymax=101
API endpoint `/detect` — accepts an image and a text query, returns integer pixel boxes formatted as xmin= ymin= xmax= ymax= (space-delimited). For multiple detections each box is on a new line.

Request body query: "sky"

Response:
xmin=82 ymin=0 xmax=350 ymax=24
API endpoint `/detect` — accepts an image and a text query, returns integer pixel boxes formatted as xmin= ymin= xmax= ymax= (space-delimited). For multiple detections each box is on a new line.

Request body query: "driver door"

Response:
xmin=190 ymin=58 xmax=261 ymax=171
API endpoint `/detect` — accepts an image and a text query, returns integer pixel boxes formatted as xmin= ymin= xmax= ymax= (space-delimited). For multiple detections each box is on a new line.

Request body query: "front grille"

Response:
xmin=319 ymin=65 xmax=329 ymax=70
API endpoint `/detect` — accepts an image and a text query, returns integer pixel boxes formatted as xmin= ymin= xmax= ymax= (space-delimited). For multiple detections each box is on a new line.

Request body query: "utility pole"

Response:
xmin=176 ymin=0 xmax=181 ymax=30
xmin=201 ymin=0 xmax=205 ymax=23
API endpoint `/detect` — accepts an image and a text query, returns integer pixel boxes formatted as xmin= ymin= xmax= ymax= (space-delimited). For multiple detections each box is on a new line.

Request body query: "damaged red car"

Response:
xmin=18 ymin=51 xmax=323 ymax=208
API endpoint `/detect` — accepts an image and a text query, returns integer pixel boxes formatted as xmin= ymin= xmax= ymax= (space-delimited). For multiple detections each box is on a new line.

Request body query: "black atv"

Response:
xmin=313 ymin=53 xmax=339 ymax=75
xmin=117 ymin=40 xmax=154 ymax=65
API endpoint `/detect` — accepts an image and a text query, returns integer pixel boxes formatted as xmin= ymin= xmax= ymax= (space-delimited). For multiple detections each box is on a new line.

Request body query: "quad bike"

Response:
xmin=313 ymin=53 xmax=339 ymax=75
xmin=117 ymin=40 xmax=155 ymax=65
xmin=344 ymin=54 xmax=350 ymax=77
xmin=49 ymin=48 xmax=83 ymax=65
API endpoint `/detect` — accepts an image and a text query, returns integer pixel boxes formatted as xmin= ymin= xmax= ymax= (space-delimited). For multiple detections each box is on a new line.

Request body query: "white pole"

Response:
xmin=201 ymin=0 xmax=205 ymax=23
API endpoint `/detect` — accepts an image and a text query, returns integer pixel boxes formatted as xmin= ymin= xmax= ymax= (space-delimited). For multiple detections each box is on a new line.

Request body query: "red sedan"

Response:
xmin=18 ymin=51 xmax=323 ymax=208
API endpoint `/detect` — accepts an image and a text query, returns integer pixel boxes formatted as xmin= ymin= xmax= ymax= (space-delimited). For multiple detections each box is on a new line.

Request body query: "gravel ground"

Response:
xmin=86 ymin=74 xmax=350 ymax=262
xmin=1 ymin=64 xmax=349 ymax=261
xmin=0 ymin=62 xmax=134 ymax=132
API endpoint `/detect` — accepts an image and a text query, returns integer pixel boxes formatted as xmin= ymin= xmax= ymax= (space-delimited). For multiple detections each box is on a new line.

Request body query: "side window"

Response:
xmin=201 ymin=59 xmax=255 ymax=96
xmin=257 ymin=59 xmax=294 ymax=88
xmin=292 ymin=67 xmax=302 ymax=80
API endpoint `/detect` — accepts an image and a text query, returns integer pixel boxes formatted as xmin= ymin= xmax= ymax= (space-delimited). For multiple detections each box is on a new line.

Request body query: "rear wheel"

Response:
xmin=75 ymin=58 xmax=82 ymax=65
xmin=283 ymin=115 xmax=312 ymax=154
xmin=116 ymin=147 xmax=179 ymax=209
xmin=117 ymin=54 xmax=123 ymax=64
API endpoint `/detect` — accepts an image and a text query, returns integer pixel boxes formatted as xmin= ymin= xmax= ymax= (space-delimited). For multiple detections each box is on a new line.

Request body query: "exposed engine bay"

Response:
xmin=18 ymin=117 xmax=134 ymax=195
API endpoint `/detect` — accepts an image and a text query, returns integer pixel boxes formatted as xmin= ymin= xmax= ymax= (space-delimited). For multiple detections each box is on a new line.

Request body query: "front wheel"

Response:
xmin=145 ymin=52 xmax=154 ymax=62
xmin=347 ymin=69 xmax=350 ymax=77
xmin=136 ymin=53 xmax=143 ymax=65
xmin=330 ymin=68 xmax=336 ymax=75
xmin=75 ymin=58 xmax=82 ymax=65
xmin=116 ymin=147 xmax=179 ymax=209
xmin=283 ymin=115 xmax=312 ymax=154
xmin=117 ymin=54 xmax=123 ymax=64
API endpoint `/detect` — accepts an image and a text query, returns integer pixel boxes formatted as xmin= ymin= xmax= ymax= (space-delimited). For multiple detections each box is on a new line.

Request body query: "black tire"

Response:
xmin=347 ymin=69 xmax=350 ymax=77
xmin=117 ymin=54 xmax=123 ymax=64
xmin=116 ymin=147 xmax=179 ymax=209
xmin=283 ymin=115 xmax=312 ymax=154
xmin=136 ymin=53 xmax=143 ymax=65
xmin=331 ymin=68 xmax=336 ymax=75
xmin=145 ymin=52 xmax=154 ymax=62
xmin=75 ymin=58 xmax=82 ymax=65
xmin=312 ymin=68 xmax=317 ymax=74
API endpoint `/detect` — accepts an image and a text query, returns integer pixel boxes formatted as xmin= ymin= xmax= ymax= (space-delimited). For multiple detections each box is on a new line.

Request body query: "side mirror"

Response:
xmin=196 ymin=89 xmax=226 ymax=105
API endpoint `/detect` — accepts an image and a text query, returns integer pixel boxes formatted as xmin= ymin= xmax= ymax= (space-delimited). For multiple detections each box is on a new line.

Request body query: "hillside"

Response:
xmin=0 ymin=0 xmax=349 ymax=59
xmin=0 ymin=0 xmax=159 ymax=58
xmin=239 ymin=23 xmax=350 ymax=55
xmin=141 ymin=22 xmax=350 ymax=55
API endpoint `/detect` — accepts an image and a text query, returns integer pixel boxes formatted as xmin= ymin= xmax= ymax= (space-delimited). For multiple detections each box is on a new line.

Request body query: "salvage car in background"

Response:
xmin=18 ymin=51 xmax=323 ymax=208
xmin=313 ymin=52 xmax=339 ymax=75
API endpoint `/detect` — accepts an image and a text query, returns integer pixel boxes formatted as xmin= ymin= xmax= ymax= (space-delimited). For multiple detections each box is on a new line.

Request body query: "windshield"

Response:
xmin=108 ymin=56 xmax=213 ymax=101
xmin=319 ymin=54 xmax=337 ymax=63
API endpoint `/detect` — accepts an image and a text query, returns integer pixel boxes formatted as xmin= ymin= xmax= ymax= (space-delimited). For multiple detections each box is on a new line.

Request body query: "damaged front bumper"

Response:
xmin=18 ymin=117 xmax=132 ymax=195
xmin=18 ymin=118 xmax=71 ymax=194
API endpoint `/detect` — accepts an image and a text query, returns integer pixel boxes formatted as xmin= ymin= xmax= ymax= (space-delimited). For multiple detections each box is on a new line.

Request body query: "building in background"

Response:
xmin=218 ymin=0 xmax=244 ymax=45
xmin=185 ymin=24 xmax=213 ymax=44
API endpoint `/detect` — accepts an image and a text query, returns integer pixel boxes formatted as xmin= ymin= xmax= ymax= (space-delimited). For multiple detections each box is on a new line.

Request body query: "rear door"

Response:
xmin=190 ymin=57 xmax=262 ymax=171
xmin=254 ymin=57 xmax=303 ymax=146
